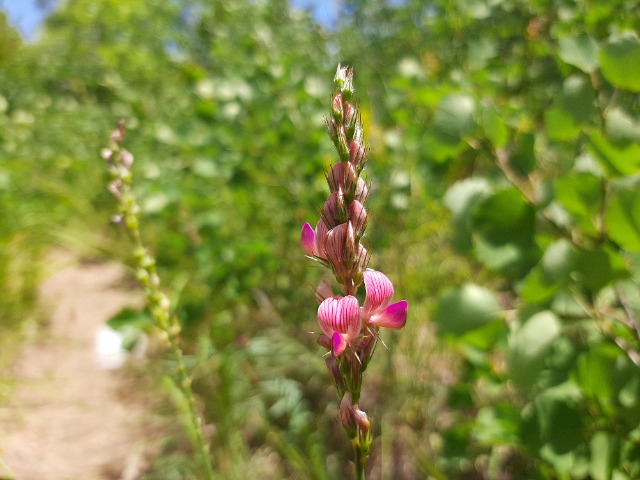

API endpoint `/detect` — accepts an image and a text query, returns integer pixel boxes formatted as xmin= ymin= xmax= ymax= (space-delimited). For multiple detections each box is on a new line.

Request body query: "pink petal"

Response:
xmin=322 ymin=190 xmax=347 ymax=229
xmin=328 ymin=162 xmax=357 ymax=193
xmin=314 ymin=220 xmax=328 ymax=259
xmin=355 ymin=178 xmax=369 ymax=204
xmin=368 ymin=300 xmax=408 ymax=329
xmin=325 ymin=224 xmax=348 ymax=271
xmin=332 ymin=332 xmax=348 ymax=356
xmin=363 ymin=269 xmax=394 ymax=316
xmin=315 ymin=279 xmax=334 ymax=304
xmin=318 ymin=295 xmax=361 ymax=339
xmin=300 ymin=223 xmax=317 ymax=256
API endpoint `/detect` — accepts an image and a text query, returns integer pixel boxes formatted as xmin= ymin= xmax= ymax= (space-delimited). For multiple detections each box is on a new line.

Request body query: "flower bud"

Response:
xmin=100 ymin=148 xmax=113 ymax=162
xmin=343 ymin=102 xmax=357 ymax=138
xmin=345 ymin=221 xmax=356 ymax=262
xmin=349 ymin=200 xmax=367 ymax=238
xmin=328 ymin=162 xmax=357 ymax=194
xmin=325 ymin=355 xmax=345 ymax=393
xmin=332 ymin=94 xmax=343 ymax=122
xmin=325 ymin=224 xmax=348 ymax=276
xmin=339 ymin=392 xmax=357 ymax=437
xmin=355 ymin=178 xmax=369 ymax=204
xmin=334 ymin=64 xmax=354 ymax=101
xmin=322 ymin=190 xmax=348 ymax=229
xmin=121 ymin=149 xmax=134 ymax=169
xmin=336 ymin=127 xmax=349 ymax=161
xmin=349 ymin=140 xmax=366 ymax=171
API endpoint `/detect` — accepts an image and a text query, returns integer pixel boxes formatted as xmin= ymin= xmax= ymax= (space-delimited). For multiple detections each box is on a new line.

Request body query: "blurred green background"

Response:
xmin=2 ymin=0 xmax=640 ymax=478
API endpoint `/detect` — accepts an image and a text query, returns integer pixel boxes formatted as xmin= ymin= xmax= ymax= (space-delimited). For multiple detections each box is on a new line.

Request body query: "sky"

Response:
xmin=0 ymin=0 xmax=338 ymax=40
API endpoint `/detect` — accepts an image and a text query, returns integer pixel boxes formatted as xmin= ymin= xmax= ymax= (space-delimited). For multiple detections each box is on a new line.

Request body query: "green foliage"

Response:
xmin=4 ymin=0 xmax=640 ymax=478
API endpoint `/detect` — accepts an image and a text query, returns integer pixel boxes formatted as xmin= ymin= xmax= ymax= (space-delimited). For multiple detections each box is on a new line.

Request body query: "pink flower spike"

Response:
xmin=332 ymin=332 xmax=348 ymax=356
xmin=362 ymin=269 xmax=394 ymax=316
xmin=318 ymin=295 xmax=361 ymax=342
xmin=368 ymin=300 xmax=408 ymax=330
xmin=300 ymin=222 xmax=317 ymax=256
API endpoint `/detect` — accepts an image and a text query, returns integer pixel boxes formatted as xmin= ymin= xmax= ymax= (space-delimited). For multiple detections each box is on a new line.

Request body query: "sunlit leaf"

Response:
xmin=599 ymin=33 xmax=640 ymax=92
xmin=434 ymin=284 xmax=501 ymax=337
xmin=558 ymin=33 xmax=599 ymax=73
xmin=605 ymin=177 xmax=640 ymax=251
xmin=433 ymin=94 xmax=477 ymax=139
xmin=508 ymin=311 xmax=561 ymax=388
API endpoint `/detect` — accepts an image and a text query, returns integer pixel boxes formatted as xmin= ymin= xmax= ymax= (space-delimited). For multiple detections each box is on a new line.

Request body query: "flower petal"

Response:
xmin=368 ymin=300 xmax=408 ymax=330
xmin=318 ymin=295 xmax=361 ymax=339
xmin=349 ymin=200 xmax=367 ymax=237
xmin=363 ymin=269 xmax=394 ymax=316
xmin=332 ymin=332 xmax=348 ymax=356
xmin=325 ymin=223 xmax=348 ymax=272
xmin=315 ymin=279 xmax=334 ymax=304
xmin=328 ymin=162 xmax=357 ymax=193
xmin=300 ymin=222 xmax=317 ymax=256
xmin=315 ymin=219 xmax=329 ymax=259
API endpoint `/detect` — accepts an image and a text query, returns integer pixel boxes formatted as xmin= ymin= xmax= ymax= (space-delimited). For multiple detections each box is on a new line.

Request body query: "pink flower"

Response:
xmin=362 ymin=269 xmax=408 ymax=329
xmin=317 ymin=269 xmax=408 ymax=357
xmin=318 ymin=295 xmax=361 ymax=356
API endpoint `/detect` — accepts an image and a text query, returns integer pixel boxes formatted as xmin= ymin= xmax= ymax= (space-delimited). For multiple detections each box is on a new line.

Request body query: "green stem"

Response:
xmin=354 ymin=442 xmax=366 ymax=480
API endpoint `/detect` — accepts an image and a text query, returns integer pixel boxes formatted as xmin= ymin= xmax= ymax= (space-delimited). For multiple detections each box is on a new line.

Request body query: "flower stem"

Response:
xmin=354 ymin=444 xmax=367 ymax=480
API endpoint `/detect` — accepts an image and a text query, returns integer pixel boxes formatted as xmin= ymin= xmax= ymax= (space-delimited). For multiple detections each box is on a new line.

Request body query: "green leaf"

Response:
xmin=481 ymin=106 xmax=508 ymax=148
xmin=472 ymin=187 xmax=535 ymax=245
xmin=508 ymin=311 xmax=561 ymax=389
xmin=605 ymin=177 xmax=640 ymax=251
xmin=520 ymin=240 xmax=577 ymax=304
xmin=555 ymin=171 xmax=603 ymax=235
xmin=107 ymin=308 xmax=154 ymax=330
xmin=444 ymin=177 xmax=492 ymax=251
xmin=606 ymin=107 xmax=640 ymax=142
xmin=561 ymin=75 xmax=597 ymax=124
xmin=545 ymin=106 xmax=581 ymax=141
xmin=600 ymin=33 xmax=640 ymax=92
xmin=574 ymin=247 xmax=629 ymax=293
xmin=588 ymin=131 xmax=640 ymax=177
xmin=510 ymin=133 xmax=536 ymax=176
xmin=576 ymin=343 xmax=640 ymax=427
xmin=591 ymin=431 xmax=620 ymax=480
xmin=558 ymin=33 xmax=599 ymax=73
xmin=468 ymin=37 xmax=497 ymax=70
xmin=432 ymin=94 xmax=477 ymax=140
xmin=434 ymin=284 xmax=501 ymax=337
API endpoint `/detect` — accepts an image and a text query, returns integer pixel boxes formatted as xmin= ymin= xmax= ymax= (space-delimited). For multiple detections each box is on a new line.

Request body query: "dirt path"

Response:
xmin=0 ymin=257 xmax=156 ymax=480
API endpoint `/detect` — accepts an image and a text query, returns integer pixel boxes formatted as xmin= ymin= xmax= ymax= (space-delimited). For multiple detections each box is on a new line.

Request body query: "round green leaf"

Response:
xmin=599 ymin=33 xmax=640 ymax=92
xmin=508 ymin=311 xmax=561 ymax=388
xmin=558 ymin=33 xmax=599 ymax=73
xmin=433 ymin=94 xmax=477 ymax=139
xmin=606 ymin=107 xmax=640 ymax=142
xmin=605 ymin=178 xmax=640 ymax=251
xmin=434 ymin=284 xmax=501 ymax=336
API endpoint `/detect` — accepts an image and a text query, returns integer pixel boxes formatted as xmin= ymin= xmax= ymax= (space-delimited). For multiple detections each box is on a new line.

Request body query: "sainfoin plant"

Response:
xmin=102 ymin=122 xmax=214 ymax=480
xmin=301 ymin=65 xmax=408 ymax=479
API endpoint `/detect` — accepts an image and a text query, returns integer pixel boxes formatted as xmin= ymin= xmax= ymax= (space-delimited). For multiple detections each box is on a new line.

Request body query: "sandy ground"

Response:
xmin=0 ymin=258 xmax=157 ymax=480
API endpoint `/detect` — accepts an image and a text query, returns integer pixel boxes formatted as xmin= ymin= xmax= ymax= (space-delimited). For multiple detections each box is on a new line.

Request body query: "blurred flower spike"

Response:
xmin=300 ymin=65 xmax=408 ymax=478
